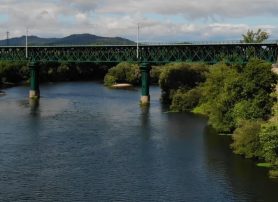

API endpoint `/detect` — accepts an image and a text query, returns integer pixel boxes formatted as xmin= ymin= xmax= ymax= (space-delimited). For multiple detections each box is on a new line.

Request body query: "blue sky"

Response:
xmin=0 ymin=0 xmax=277 ymax=42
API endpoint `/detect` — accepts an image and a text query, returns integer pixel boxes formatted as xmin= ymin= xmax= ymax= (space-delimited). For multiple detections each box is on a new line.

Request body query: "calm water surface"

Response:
xmin=0 ymin=82 xmax=277 ymax=202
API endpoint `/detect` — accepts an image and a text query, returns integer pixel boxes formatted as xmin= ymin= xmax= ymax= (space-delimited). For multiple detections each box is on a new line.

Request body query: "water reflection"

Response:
xmin=0 ymin=82 xmax=277 ymax=201
xmin=140 ymin=105 xmax=150 ymax=140
xmin=29 ymin=99 xmax=40 ymax=116
xmin=203 ymin=126 xmax=278 ymax=201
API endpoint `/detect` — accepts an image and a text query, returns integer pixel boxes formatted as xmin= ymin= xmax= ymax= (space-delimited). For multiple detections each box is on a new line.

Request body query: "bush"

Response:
xmin=170 ymin=87 xmax=202 ymax=112
xmin=159 ymin=63 xmax=208 ymax=103
xmin=259 ymin=122 xmax=278 ymax=163
xmin=238 ymin=59 xmax=277 ymax=120
xmin=195 ymin=59 xmax=277 ymax=133
xmin=196 ymin=63 xmax=241 ymax=132
xmin=269 ymin=169 xmax=278 ymax=178
xmin=104 ymin=62 xmax=140 ymax=86
xmin=104 ymin=75 xmax=117 ymax=86
xmin=0 ymin=61 xmax=27 ymax=83
xmin=150 ymin=66 xmax=162 ymax=84
xmin=39 ymin=62 xmax=109 ymax=82
xmin=231 ymin=120 xmax=262 ymax=158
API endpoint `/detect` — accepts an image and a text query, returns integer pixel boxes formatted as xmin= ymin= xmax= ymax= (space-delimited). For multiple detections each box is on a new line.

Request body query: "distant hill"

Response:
xmin=0 ymin=34 xmax=135 ymax=46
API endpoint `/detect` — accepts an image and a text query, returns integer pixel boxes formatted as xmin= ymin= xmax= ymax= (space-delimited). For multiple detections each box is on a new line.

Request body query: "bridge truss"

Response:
xmin=0 ymin=43 xmax=277 ymax=64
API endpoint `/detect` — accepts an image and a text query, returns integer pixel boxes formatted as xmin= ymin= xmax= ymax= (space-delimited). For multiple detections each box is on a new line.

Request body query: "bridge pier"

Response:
xmin=140 ymin=62 xmax=151 ymax=105
xmin=29 ymin=62 xmax=40 ymax=99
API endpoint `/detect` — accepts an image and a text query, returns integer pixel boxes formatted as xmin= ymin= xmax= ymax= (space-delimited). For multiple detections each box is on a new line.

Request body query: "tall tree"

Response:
xmin=241 ymin=29 xmax=269 ymax=43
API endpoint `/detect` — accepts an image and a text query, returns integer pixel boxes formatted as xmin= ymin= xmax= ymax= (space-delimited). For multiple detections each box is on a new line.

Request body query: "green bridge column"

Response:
xmin=140 ymin=62 xmax=151 ymax=105
xmin=29 ymin=62 xmax=40 ymax=99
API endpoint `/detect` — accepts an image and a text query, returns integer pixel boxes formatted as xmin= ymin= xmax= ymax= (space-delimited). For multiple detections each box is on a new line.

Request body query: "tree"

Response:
xmin=241 ymin=29 xmax=269 ymax=43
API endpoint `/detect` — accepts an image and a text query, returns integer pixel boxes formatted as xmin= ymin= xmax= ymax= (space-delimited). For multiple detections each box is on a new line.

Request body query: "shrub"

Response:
xmin=170 ymin=87 xmax=202 ymax=112
xmin=0 ymin=61 xmax=27 ymax=83
xmin=259 ymin=122 xmax=278 ymax=163
xmin=269 ymin=169 xmax=278 ymax=178
xmin=150 ymin=66 xmax=162 ymax=84
xmin=159 ymin=63 xmax=208 ymax=103
xmin=104 ymin=75 xmax=117 ymax=86
xmin=195 ymin=59 xmax=277 ymax=133
xmin=104 ymin=62 xmax=140 ymax=86
xmin=196 ymin=63 xmax=241 ymax=132
xmin=231 ymin=120 xmax=262 ymax=158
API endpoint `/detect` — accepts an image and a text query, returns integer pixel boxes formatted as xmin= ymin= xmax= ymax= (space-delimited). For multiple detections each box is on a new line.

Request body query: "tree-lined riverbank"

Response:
xmin=0 ymin=61 xmax=112 ymax=88
xmin=157 ymin=60 xmax=278 ymax=177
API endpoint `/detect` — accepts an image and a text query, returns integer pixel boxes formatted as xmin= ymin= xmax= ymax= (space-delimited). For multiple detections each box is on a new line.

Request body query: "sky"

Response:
xmin=0 ymin=0 xmax=277 ymax=42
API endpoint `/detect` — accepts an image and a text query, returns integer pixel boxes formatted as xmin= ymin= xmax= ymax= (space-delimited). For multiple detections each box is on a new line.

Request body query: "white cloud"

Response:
xmin=0 ymin=0 xmax=277 ymax=41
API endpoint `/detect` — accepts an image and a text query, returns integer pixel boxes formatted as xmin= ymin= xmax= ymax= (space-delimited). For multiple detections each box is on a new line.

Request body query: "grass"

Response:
xmin=257 ymin=162 xmax=272 ymax=168
xmin=269 ymin=169 xmax=278 ymax=178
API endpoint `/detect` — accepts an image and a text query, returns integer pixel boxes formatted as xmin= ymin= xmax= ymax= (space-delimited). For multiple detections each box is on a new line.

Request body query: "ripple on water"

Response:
xmin=0 ymin=82 xmax=278 ymax=202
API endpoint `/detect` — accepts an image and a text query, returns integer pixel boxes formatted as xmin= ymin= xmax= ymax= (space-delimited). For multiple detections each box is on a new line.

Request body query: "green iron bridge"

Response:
xmin=0 ymin=43 xmax=277 ymax=103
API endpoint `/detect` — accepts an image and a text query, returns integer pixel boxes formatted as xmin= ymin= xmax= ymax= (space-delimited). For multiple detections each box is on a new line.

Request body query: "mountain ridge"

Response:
xmin=0 ymin=33 xmax=135 ymax=46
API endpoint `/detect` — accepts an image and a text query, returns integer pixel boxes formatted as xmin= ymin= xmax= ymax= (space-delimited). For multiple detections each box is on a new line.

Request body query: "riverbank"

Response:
xmin=156 ymin=60 xmax=278 ymax=178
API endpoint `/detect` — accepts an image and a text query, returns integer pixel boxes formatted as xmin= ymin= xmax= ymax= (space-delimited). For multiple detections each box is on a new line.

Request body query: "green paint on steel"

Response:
xmin=0 ymin=43 xmax=277 ymax=64
xmin=29 ymin=62 xmax=39 ymax=91
xmin=140 ymin=62 xmax=151 ymax=96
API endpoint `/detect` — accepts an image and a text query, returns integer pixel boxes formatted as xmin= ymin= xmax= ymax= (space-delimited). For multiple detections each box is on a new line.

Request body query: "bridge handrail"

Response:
xmin=0 ymin=41 xmax=277 ymax=48
xmin=140 ymin=40 xmax=278 ymax=45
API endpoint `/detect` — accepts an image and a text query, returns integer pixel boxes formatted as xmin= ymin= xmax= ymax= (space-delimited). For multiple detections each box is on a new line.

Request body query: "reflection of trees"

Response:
xmin=203 ymin=126 xmax=277 ymax=201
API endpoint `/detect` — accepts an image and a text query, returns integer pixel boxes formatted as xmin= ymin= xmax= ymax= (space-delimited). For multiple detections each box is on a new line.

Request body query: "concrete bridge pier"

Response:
xmin=29 ymin=62 xmax=40 ymax=99
xmin=140 ymin=62 xmax=151 ymax=105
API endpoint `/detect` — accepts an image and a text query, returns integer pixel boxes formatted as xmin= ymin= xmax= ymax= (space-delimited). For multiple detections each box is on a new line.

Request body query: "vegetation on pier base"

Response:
xmin=103 ymin=62 xmax=162 ymax=87
xmin=104 ymin=62 xmax=140 ymax=86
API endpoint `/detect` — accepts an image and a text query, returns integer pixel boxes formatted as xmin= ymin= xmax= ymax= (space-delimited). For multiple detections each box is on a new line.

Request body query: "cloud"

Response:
xmin=0 ymin=0 xmax=277 ymax=41
xmin=91 ymin=0 xmax=278 ymax=19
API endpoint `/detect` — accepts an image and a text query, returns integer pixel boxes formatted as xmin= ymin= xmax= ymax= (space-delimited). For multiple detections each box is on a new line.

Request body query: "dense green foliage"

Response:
xmin=231 ymin=120 xmax=262 ymax=158
xmin=103 ymin=62 xmax=162 ymax=87
xmin=0 ymin=61 xmax=110 ymax=88
xmin=159 ymin=63 xmax=208 ymax=103
xmin=0 ymin=61 xmax=28 ymax=84
xmin=158 ymin=60 xmax=276 ymax=134
xmin=231 ymin=101 xmax=278 ymax=174
xmin=150 ymin=66 xmax=163 ymax=84
xmin=195 ymin=63 xmax=241 ymax=132
xmin=39 ymin=62 xmax=109 ymax=82
xmin=170 ymin=87 xmax=202 ymax=112
xmin=195 ymin=59 xmax=277 ymax=132
xmin=159 ymin=59 xmax=277 ymax=177
xmin=260 ymin=122 xmax=278 ymax=163
xmin=104 ymin=62 xmax=140 ymax=86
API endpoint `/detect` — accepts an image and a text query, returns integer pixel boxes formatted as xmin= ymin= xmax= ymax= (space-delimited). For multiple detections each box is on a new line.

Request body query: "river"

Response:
xmin=0 ymin=82 xmax=277 ymax=201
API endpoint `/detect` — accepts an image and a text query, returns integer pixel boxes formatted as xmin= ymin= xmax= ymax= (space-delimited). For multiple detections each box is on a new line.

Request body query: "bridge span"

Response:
xmin=0 ymin=43 xmax=277 ymax=104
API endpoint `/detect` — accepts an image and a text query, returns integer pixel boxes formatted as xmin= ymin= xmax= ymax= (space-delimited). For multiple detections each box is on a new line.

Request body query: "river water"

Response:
xmin=0 ymin=82 xmax=277 ymax=201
